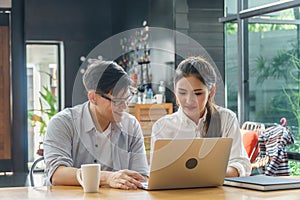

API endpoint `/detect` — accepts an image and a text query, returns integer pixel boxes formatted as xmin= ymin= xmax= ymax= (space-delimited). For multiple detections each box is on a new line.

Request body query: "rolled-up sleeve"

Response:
xmin=223 ymin=114 xmax=252 ymax=176
xmin=122 ymin=115 xmax=149 ymax=176
xmin=43 ymin=112 xmax=74 ymax=184
xmin=129 ymin=124 xmax=149 ymax=176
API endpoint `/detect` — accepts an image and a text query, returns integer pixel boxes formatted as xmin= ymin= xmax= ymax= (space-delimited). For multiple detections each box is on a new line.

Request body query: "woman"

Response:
xmin=151 ymin=56 xmax=251 ymax=177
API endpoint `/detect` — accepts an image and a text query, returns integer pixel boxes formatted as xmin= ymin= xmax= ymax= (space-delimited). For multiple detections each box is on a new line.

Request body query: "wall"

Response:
xmin=25 ymin=0 xmax=175 ymax=107
xmin=175 ymin=0 xmax=225 ymax=106
xmin=11 ymin=0 xmax=27 ymax=172
xmin=25 ymin=0 xmax=114 ymax=107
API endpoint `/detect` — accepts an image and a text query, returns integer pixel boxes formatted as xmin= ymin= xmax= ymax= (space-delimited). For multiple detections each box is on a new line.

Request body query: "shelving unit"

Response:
xmin=127 ymin=103 xmax=173 ymax=163
xmin=128 ymin=103 xmax=173 ymax=135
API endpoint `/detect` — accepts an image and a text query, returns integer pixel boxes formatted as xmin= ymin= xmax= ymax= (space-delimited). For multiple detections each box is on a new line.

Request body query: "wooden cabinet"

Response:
xmin=0 ymin=26 xmax=11 ymax=162
xmin=128 ymin=103 xmax=173 ymax=161
xmin=128 ymin=103 xmax=173 ymax=136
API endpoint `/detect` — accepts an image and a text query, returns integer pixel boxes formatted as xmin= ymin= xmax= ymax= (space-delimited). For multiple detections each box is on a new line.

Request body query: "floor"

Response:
xmin=0 ymin=171 xmax=45 ymax=188
xmin=0 ymin=160 xmax=46 ymax=188
xmin=0 ymin=172 xmax=31 ymax=188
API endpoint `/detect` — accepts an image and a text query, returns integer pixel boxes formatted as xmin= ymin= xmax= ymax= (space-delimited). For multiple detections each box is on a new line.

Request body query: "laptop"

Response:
xmin=141 ymin=137 xmax=233 ymax=190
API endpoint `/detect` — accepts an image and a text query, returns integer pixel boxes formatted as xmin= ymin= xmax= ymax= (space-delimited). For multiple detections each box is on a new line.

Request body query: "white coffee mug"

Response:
xmin=154 ymin=94 xmax=163 ymax=104
xmin=76 ymin=163 xmax=101 ymax=193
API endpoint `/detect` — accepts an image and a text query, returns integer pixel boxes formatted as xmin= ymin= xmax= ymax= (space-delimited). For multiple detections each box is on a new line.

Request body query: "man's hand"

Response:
xmin=106 ymin=169 xmax=147 ymax=190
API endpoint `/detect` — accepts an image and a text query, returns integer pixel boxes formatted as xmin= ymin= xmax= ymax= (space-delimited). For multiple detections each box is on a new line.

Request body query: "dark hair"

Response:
xmin=175 ymin=56 xmax=217 ymax=132
xmin=175 ymin=56 xmax=216 ymax=90
xmin=82 ymin=60 xmax=132 ymax=95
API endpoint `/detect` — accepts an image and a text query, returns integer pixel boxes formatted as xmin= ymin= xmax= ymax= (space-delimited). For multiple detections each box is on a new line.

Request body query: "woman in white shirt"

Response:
xmin=151 ymin=56 xmax=251 ymax=177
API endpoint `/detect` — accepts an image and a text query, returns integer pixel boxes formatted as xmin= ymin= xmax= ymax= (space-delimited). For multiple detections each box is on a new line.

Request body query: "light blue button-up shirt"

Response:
xmin=44 ymin=101 xmax=149 ymax=184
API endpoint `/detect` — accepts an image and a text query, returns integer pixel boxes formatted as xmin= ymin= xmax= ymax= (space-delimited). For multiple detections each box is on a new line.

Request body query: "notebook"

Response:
xmin=141 ymin=138 xmax=233 ymax=190
xmin=224 ymin=175 xmax=300 ymax=191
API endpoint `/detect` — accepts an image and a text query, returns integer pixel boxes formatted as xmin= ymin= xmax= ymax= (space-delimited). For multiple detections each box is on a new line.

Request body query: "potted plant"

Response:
xmin=28 ymin=86 xmax=58 ymax=156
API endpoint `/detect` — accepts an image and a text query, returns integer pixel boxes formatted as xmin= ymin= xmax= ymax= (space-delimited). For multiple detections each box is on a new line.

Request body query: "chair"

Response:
xmin=287 ymin=151 xmax=300 ymax=161
xmin=29 ymin=156 xmax=44 ymax=186
xmin=241 ymin=121 xmax=265 ymax=163
xmin=241 ymin=121 xmax=266 ymax=133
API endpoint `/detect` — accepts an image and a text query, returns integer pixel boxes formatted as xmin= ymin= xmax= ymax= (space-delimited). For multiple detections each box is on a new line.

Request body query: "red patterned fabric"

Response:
xmin=241 ymin=129 xmax=259 ymax=163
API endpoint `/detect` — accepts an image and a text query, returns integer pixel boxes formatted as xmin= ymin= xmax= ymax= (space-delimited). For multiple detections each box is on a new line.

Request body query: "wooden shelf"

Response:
xmin=128 ymin=103 xmax=173 ymax=135
xmin=127 ymin=103 xmax=173 ymax=163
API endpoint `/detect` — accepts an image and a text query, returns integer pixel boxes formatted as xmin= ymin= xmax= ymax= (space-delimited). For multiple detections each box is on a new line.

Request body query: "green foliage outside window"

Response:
xmin=28 ymin=86 xmax=58 ymax=136
xmin=226 ymin=9 xmax=298 ymax=35
xmin=225 ymin=6 xmax=300 ymax=176
xmin=254 ymin=46 xmax=300 ymax=133
xmin=254 ymin=46 xmax=300 ymax=175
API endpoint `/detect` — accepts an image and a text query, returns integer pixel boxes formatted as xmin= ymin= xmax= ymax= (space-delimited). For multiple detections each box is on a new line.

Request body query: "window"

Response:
xmin=26 ymin=42 xmax=64 ymax=163
xmin=223 ymin=0 xmax=300 ymax=175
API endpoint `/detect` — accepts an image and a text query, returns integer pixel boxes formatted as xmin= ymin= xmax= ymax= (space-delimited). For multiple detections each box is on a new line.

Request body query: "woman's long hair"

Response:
xmin=174 ymin=56 xmax=217 ymax=133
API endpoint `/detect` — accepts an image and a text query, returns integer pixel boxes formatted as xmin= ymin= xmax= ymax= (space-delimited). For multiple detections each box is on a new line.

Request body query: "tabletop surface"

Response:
xmin=1 ymin=184 xmax=300 ymax=200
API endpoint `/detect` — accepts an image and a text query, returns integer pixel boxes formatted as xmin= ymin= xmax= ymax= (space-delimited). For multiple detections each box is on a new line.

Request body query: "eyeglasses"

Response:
xmin=97 ymin=91 xmax=134 ymax=107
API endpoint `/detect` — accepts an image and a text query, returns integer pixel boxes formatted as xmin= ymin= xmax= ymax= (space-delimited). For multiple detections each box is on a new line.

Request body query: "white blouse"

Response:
xmin=151 ymin=105 xmax=251 ymax=176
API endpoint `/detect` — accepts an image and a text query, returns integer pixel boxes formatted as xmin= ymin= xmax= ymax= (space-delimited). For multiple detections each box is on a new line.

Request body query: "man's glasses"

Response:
xmin=97 ymin=90 xmax=134 ymax=107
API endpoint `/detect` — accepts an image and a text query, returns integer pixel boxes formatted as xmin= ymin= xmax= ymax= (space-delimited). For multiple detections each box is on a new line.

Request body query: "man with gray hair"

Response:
xmin=44 ymin=60 xmax=149 ymax=190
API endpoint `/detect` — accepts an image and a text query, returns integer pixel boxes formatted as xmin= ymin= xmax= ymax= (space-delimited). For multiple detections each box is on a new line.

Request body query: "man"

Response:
xmin=44 ymin=60 xmax=149 ymax=190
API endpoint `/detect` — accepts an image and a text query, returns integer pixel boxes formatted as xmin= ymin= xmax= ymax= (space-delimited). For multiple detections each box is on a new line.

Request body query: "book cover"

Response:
xmin=224 ymin=175 xmax=300 ymax=191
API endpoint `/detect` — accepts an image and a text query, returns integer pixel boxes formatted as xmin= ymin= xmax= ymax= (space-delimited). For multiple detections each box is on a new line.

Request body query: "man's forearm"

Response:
xmin=52 ymin=166 xmax=112 ymax=187
xmin=51 ymin=166 xmax=80 ymax=186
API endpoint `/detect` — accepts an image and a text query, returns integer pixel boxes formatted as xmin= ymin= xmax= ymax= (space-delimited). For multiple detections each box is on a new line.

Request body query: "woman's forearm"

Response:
xmin=225 ymin=166 xmax=239 ymax=177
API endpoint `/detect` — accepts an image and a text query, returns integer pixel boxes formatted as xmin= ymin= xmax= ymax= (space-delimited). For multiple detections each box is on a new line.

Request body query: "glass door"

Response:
xmin=26 ymin=42 xmax=64 ymax=166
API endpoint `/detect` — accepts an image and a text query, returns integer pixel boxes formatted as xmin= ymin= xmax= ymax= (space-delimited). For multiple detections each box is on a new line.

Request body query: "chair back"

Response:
xmin=29 ymin=156 xmax=44 ymax=187
xmin=241 ymin=121 xmax=265 ymax=163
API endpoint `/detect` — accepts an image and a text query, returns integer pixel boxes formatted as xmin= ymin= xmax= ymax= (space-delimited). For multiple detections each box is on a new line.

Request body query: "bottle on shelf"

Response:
xmin=146 ymin=88 xmax=153 ymax=104
xmin=158 ymin=80 xmax=166 ymax=103
xmin=142 ymin=88 xmax=148 ymax=104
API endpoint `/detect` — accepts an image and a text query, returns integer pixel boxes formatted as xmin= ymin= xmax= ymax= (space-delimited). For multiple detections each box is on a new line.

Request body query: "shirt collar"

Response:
xmin=199 ymin=109 xmax=207 ymax=125
xmin=83 ymin=102 xmax=96 ymax=133
xmin=83 ymin=102 xmax=123 ymax=134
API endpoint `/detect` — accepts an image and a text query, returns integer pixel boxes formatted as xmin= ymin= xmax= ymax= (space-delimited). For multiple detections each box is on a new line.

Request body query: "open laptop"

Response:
xmin=142 ymin=137 xmax=233 ymax=190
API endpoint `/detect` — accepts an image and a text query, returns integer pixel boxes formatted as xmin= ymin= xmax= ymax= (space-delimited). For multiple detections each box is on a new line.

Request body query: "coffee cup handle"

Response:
xmin=76 ymin=169 xmax=83 ymax=186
